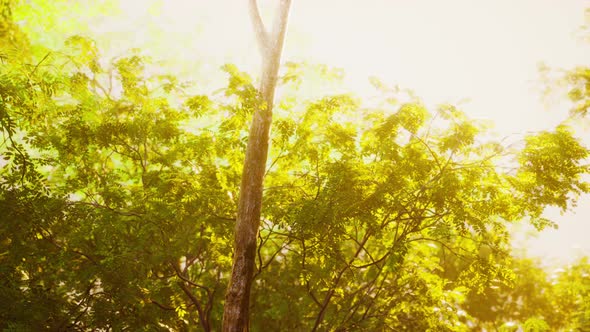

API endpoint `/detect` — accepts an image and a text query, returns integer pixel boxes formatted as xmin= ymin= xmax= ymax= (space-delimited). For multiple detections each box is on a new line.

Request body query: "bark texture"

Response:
xmin=221 ymin=1 xmax=292 ymax=331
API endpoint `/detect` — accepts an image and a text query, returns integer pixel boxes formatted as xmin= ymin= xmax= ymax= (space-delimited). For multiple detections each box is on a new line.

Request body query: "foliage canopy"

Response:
xmin=1 ymin=2 xmax=589 ymax=331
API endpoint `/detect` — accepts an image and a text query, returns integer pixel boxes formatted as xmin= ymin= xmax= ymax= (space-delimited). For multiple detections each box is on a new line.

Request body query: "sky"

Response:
xmin=21 ymin=0 xmax=590 ymax=266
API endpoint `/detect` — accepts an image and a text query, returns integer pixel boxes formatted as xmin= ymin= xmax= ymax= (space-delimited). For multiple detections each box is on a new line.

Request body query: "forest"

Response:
xmin=1 ymin=0 xmax=589 ymax=331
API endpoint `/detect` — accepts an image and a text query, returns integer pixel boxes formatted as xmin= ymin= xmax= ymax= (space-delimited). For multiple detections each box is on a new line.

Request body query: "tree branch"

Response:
xmin=248 ymin=0 xmax=269 ymax=56
xmin=31 ymin=52 xmax=51 ymax=76
xmin=171 ymin=262 xmax=211 ymax=331
xmin=271 ymin=0 xmax=292 ymax=49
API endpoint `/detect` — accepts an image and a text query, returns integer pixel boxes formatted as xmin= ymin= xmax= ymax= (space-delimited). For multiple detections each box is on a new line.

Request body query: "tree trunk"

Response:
xmin=221 ymin=1 xmax=292 ymax=331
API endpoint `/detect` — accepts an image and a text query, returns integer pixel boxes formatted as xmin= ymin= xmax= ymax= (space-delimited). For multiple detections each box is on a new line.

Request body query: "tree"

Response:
xmin=461 ymin=256 xmax=590 ymax=331
xmin=243 ymin=91 xmax=588 ymax=330
xmin=1 ymin=2 xmax=589 ymax=331
xmin=539 ymin=8 xmax=590 ymax=119
xmin=222 ymin=0 xmax=292 ymax=330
